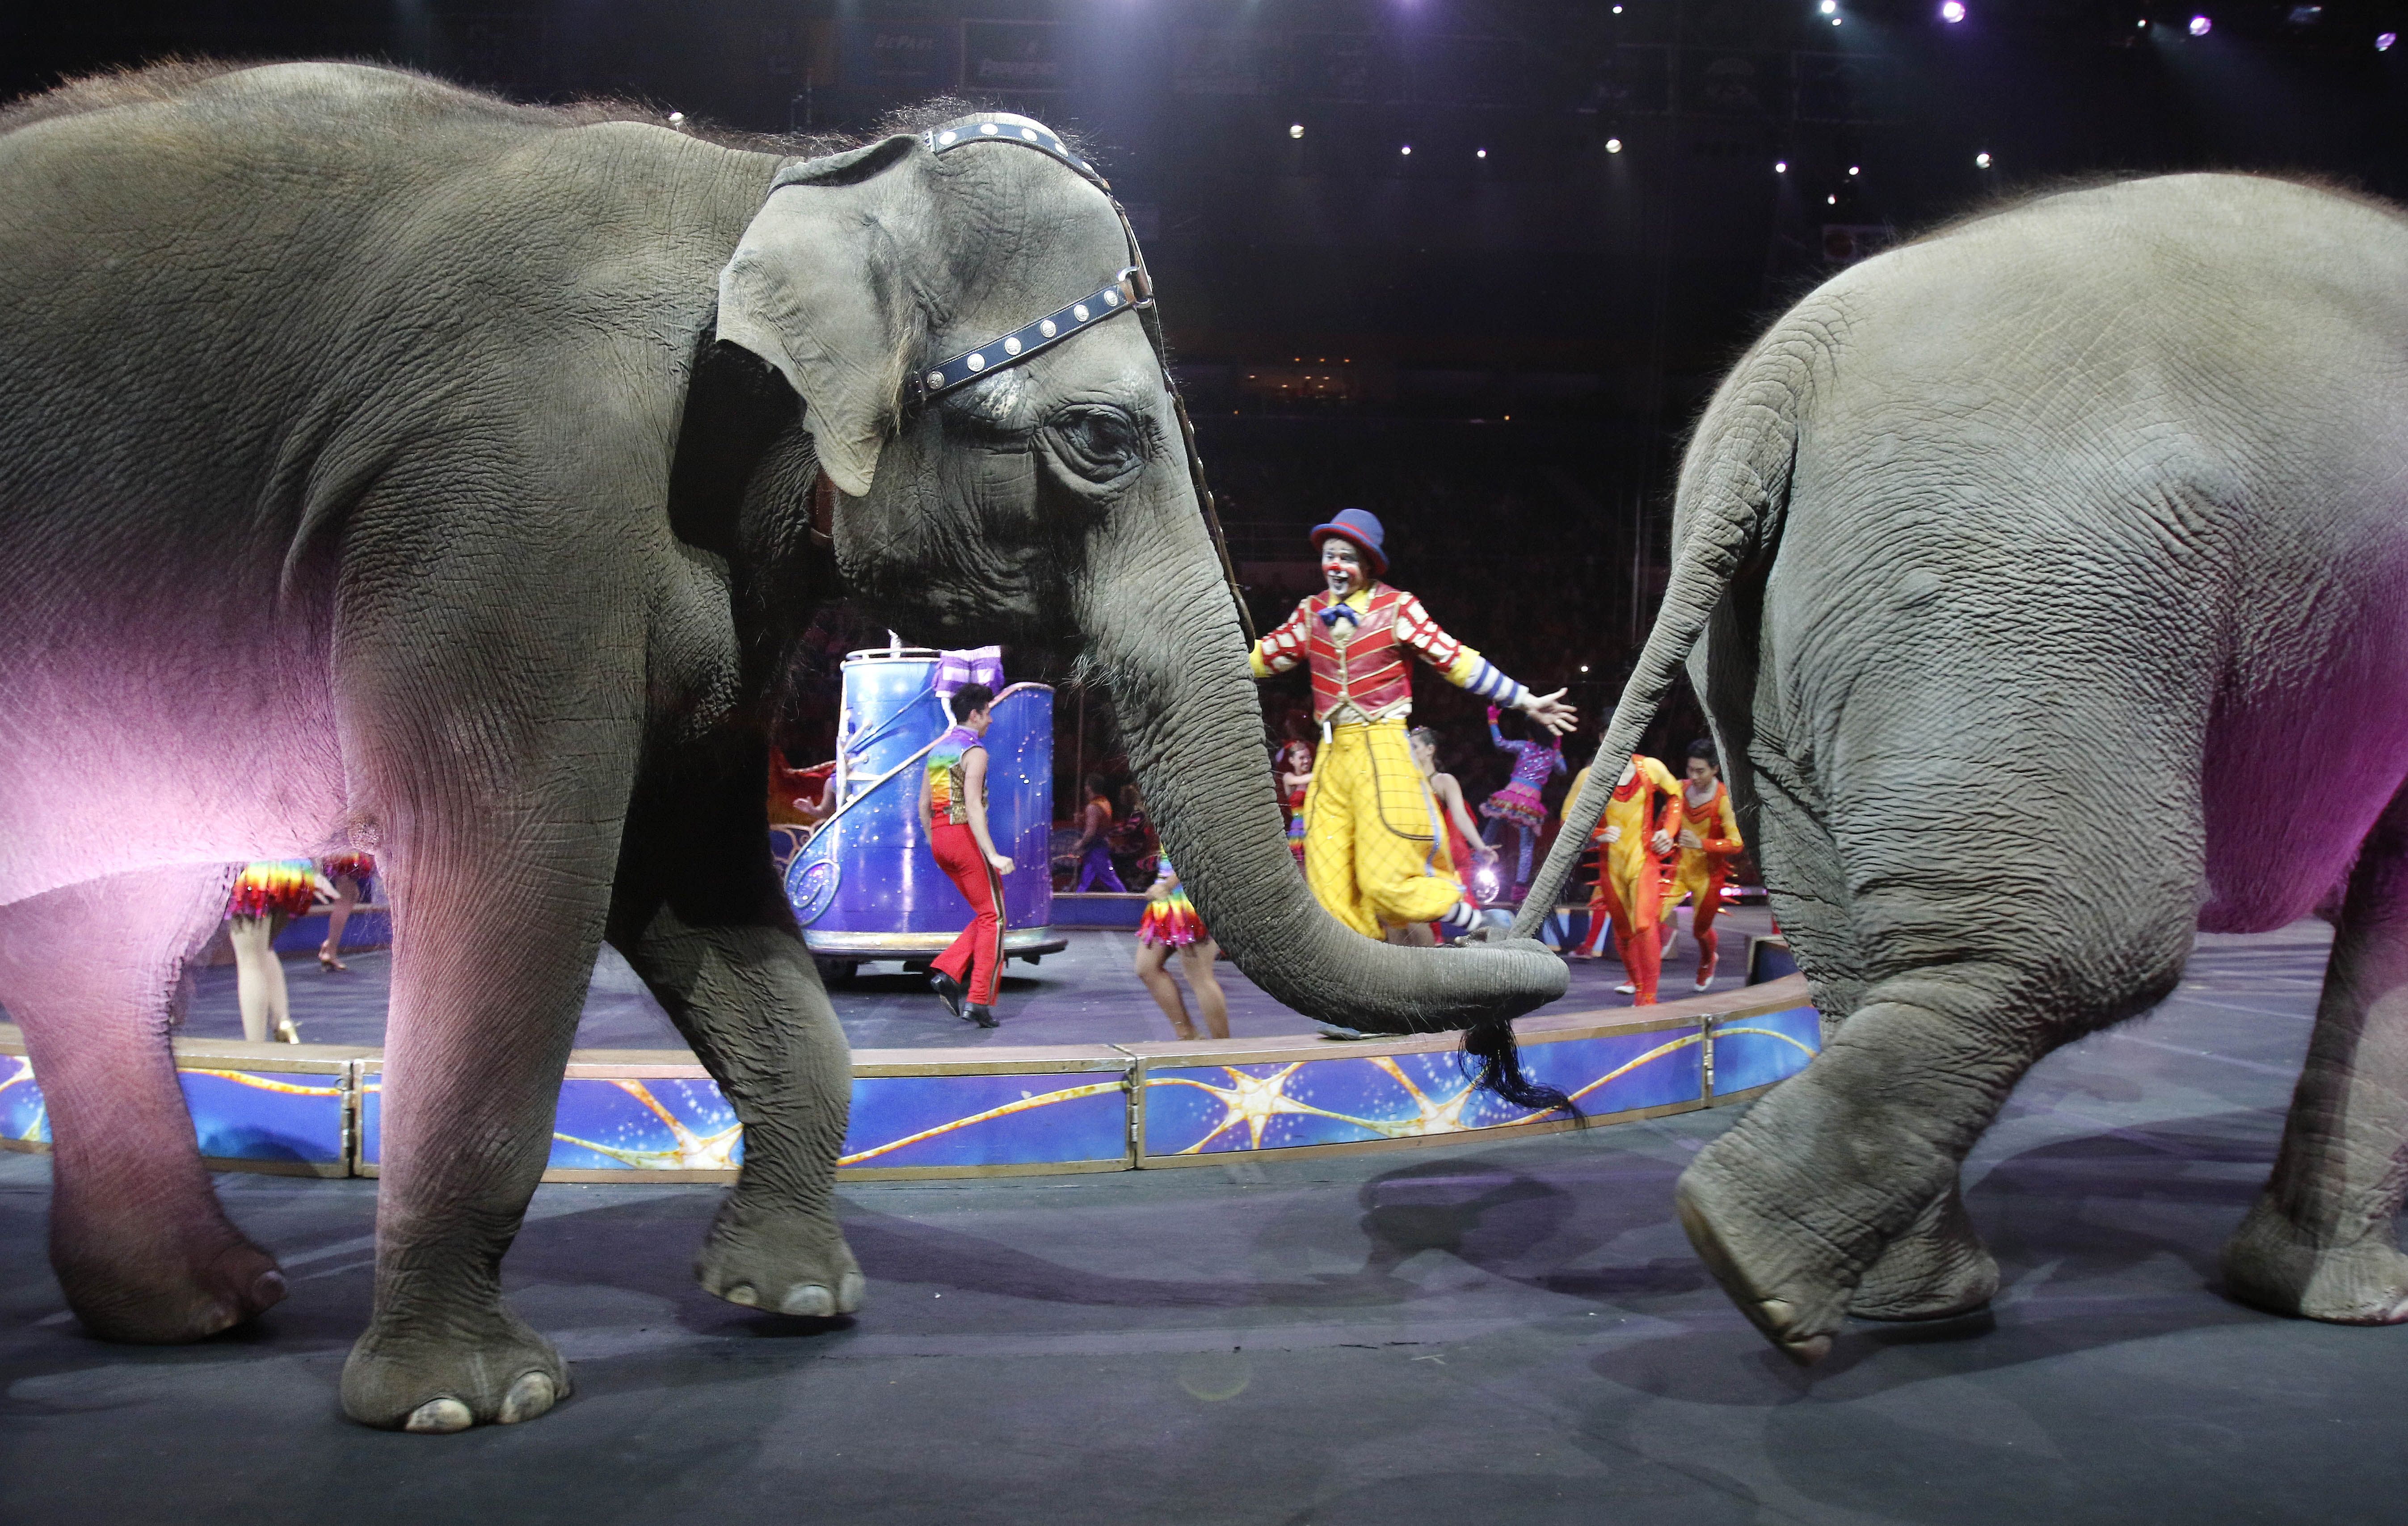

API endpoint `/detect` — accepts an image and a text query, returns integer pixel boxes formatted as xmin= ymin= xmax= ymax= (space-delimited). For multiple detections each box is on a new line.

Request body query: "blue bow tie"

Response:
xmin=1318 ymin=603 xmax=1360 ymax=628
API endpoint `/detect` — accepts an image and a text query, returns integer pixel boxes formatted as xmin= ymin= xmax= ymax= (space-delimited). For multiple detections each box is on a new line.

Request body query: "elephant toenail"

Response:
xmin=1781 ymin=1334 xmax=1834 ymax=1366
xmin=837 ymin=1271 xmax=866 ymax=1312
xmin=252 ymin=1269 xmax=288 ymax=1307
xmin=779 ymin=1284 xmax=833 ymax=1318
xmin=404 ymin=1397 xmax=474 ymax=1434
xmin=497 ymin=1372 xmax=557 ymax=1425
xmin=723 ymin=1282 xmax=760 ymax=1307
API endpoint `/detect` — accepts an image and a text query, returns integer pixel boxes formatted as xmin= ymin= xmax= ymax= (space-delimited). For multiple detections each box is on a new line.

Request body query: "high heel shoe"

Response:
xmin=317 ymin=946 xmax=347 ymax=973
xmin=275 ymin=1018 xmax=301 ymax=1044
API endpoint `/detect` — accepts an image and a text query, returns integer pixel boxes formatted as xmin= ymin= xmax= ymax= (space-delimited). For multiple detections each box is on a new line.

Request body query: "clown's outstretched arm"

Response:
xmin=1249 ymin=599 xmax=1315 ymax=679
xmin=1398 ymin=594 xmax=1578 ymax=734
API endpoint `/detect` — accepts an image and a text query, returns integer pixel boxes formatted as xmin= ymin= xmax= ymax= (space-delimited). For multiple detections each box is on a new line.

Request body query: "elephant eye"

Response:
xmin=1045 ymin=405 xmax=1144 ymax=484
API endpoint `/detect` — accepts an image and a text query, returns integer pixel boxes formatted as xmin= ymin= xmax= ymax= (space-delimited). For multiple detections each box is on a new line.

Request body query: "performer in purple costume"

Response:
xmin=1478 ymin=704 xmax=1565 ymax=901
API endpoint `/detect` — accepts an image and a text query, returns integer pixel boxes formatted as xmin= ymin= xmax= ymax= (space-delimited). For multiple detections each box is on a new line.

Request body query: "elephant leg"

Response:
xmin=1846 ymin=1180 xmax=2000 ymax=1321
xmin=622 ymin=913 xmax=858 ymax=1316
xmin=607 ymin=746 xmax=858 ymax=1320
xmin=0 ymin=864 xmax=285 ymax=1342
xmin=2223 ymin=781 xmax=2408 ymax=1324
xmin=1676 ymin=732 xmax=2194 ymax=1362
xmin=337 ymin=801 xmax=611 ymax=1431
xmin=1749 ymin=750 xmax=1998 ymax=1320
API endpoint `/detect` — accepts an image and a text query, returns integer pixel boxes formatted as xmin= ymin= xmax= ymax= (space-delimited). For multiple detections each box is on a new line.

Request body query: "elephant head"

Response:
xmin=714 ymin=111 xmax=1567 ymax=1053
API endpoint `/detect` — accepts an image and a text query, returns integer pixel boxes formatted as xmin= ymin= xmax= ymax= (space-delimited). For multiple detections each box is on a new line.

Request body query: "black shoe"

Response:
xmin=929 ymin=969 xmax=966 ymax=1020
xmin=966 ymin=1004 xmax=999 ymax=1029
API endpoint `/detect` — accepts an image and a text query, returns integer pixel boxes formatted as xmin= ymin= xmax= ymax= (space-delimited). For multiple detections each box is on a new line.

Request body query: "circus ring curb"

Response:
xmin=0 ymin=970 xmax=1816 ymax=1185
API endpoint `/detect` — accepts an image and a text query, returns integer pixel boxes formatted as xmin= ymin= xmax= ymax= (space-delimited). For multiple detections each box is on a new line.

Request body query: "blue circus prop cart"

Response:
xmin=780 ymin=644 xmax=1064 ymax=978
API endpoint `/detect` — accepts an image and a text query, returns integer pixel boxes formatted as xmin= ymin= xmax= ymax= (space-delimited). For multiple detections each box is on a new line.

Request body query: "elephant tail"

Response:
xmin=1510 ymin=324 xmax=1813 ymax=941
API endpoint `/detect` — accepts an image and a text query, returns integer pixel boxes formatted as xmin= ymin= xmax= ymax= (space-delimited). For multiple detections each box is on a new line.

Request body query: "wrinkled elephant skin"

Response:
xmin=1517 ymin=173 xmax=2408 ymax=1357
xmin=0 ymin=64 xmax=1562 ymax=1431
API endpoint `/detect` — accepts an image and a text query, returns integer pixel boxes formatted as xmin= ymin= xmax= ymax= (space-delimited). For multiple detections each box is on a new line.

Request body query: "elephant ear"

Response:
xmin=717 ymin=135 xmax=926 ymax=498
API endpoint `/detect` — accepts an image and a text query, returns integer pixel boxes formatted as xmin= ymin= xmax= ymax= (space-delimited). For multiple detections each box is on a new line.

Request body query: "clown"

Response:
xmin=1250 ymin=509 xmax=1575 ymax=940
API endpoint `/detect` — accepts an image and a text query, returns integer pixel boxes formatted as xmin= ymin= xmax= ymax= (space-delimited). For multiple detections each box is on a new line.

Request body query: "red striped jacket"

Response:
xmin=1250 ymin=584 xmax=1471 ymax=724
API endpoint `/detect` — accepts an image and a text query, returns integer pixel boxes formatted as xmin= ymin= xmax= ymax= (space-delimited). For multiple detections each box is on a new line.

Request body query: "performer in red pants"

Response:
xmin=919 ymin=683 xmax=1015 ymax=1029
xmin=1665 ymin=739 xmax=1746 ymax=991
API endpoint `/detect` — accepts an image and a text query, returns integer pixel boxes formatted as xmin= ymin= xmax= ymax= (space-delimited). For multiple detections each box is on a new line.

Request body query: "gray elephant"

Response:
xmin=1517 ymin=173 xmax=2408 ymax=1361
xmin=0 ymin=62 xmax=1566 ymax=1431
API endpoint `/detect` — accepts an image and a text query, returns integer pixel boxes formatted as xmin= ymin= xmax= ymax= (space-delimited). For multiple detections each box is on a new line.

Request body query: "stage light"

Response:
xmin=1400 ymin=144 xmax=1412 ymax=155
xmin=1613 ymin=3 xmax=1624 ymax=11
xmin=1289 ymin=123 xmax=1304 ymax=139
xmin=1975 ymin=151 xmax=1992 ymax=168
xmin=1476 ymin=148 xmax=1487 ymax=158
xmin=2139 ymin=17 xmax=2149 ymax=25
xmin=1940 ymin=0 xmax=1966 ymax=18
xmin=1774 ymin=159 xmax=1788 ymax=172
xmin=2189 ymin=13 xmax=2211 ymax=34
xmin=1606 ymin=138 xmax=1624 ymax=152
xmin=1848 ymin=164 xmax=1861 ymax=175
xmin=667 ymin=111 xmax=685 ymax=125
xmin=1827 ymin=194 xmax=1837 ymax=205
xmin=2380 ymin=31 xmax=2397 ymax=49
xmin=1819 ymin=0 xmax=1836 ymax=12
xmin=1580 ymin=664 xmax=1590 ymax=672
xmin=1832 ymin=14 xmax=1843 ymax=22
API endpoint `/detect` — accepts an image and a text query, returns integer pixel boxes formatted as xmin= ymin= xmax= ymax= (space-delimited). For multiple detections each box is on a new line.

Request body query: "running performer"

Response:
xmin=1664 ymin=739 xmax=1745 ymax=991
xmin=1249 ymin=509 xmax=1574 ymax=940
xmin=1566 ymin=754 xmax=1682 ymax=1004
xmin=920 ymin=683 xmax=1014 ymax=1029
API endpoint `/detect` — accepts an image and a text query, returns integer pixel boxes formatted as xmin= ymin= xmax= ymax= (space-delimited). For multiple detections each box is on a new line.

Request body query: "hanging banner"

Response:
xmin=1173 ymin=30 xmax=1276 ymax=96
xmin=964 ymin=19 xmax=1070 ymax=94
xmin=842 ymin=20 xmax=958 ymax=96
xmin=1793 ymin=52 xmax=1902 ymax=123
xmin=1608 ymin=45 xmax=1675 ymax=117
xmin=1682 ymin=50 xmax=1786 ymax=118
xmin=1409 ymin=38 xmax=1529 ymax=106
xmin=1291 ymin=33 xmax=1382 ymax=103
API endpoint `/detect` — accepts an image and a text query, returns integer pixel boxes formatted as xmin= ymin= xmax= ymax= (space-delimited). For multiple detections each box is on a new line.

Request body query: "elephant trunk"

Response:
xmin=1078 ymin=508 xmax=1570 ymax=1058
xmin=1509 ymin=334 xmax=1807 ymax=940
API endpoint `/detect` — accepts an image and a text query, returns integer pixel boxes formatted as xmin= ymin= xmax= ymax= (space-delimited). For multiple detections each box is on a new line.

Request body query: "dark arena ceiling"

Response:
xmin=10 ymin=0 xmax=2403 ymax=424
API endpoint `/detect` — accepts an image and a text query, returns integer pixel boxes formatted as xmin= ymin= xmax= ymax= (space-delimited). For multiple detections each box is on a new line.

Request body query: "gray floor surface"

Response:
xmin=164 ymin=910 xmax=1776 ymax=1051
xmin=7 ymin=919 xmax=2398 ymax=1523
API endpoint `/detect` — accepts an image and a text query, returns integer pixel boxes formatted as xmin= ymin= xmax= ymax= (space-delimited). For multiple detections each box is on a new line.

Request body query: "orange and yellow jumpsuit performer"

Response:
xmin=1570 ymin=756 xmax=1684 ymax=1004
xmin=1250 ymin=510 xmax=1550 ymax=940
xmin=1665 ymin=775 xmax=1744 ymax=989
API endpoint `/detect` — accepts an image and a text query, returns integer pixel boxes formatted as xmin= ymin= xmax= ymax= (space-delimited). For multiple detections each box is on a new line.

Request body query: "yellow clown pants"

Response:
xmin=1300 ymin=719 xmax=1467 ymax=939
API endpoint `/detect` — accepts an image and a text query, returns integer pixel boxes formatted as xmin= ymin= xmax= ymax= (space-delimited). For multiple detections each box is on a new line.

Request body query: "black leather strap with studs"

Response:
xmin=907 ymin=268 xmax=1146 ymax=405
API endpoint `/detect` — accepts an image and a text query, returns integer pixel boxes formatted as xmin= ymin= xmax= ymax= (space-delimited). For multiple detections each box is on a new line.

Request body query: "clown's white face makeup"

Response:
xmin=1322 ymin=539 xmax=1364 ymax=599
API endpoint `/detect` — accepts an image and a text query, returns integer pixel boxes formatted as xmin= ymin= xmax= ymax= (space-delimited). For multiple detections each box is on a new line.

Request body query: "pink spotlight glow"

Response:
xmin=2189 ymin=13 xmax=2213 ymax=34
xmin=1940 ymin=1 xmax=1966 ymax=21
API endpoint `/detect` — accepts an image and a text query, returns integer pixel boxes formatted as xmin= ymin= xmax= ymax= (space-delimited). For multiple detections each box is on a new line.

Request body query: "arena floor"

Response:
xmin=5 ymin=918 xmax=2400 ymax=1523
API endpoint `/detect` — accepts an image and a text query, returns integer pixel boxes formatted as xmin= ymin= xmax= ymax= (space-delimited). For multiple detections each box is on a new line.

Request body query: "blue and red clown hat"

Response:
xmin=1309 ymin=507 xmax=1388 ymax=578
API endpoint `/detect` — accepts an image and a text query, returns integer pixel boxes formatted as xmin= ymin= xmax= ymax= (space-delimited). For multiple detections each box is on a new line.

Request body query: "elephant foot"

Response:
xmin=1847 ymin=1183 xmax=2000 ymax=1322
xmin=1673 ymin=1155 xmax=1850 ymax=1365
xmin=340 ymin=1303 xmax=572 ymax=1432
xmin=58 ymin=1228 xmax=286 ymax=1345
xmin=2220 ymin=1196 xmax=2408 ymax=1326
xmin=694 ymin=1199 xmax=864 ymax=1319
